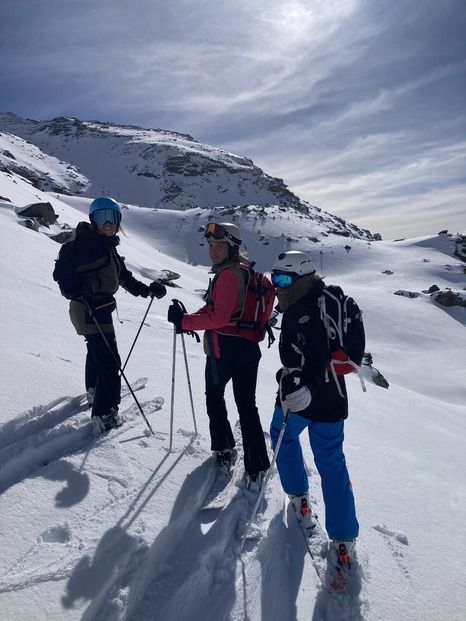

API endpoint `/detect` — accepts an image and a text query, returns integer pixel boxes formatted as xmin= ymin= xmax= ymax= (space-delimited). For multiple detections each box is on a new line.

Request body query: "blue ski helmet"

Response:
xmin=89 ymin=197 xmax=122 ymax=226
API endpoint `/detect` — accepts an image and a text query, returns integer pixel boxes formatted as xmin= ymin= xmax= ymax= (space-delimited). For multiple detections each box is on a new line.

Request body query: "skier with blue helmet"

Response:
xmin=53 ymin=197 xmax=167 ymax=433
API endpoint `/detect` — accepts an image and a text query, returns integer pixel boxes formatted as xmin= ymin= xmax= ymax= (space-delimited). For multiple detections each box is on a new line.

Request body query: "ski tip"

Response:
xmin=152 ymin=396 xmax=164 ymax=407
xmin=330 ymin=567 xmax=348 ymax=591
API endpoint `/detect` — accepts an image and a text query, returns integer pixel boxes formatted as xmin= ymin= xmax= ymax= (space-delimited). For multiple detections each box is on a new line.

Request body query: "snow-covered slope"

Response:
xmin=0 ymin=132 xmax=465 ymax=621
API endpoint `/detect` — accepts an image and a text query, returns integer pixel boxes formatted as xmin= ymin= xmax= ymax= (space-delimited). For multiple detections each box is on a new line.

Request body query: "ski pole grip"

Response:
xmin=172 ymin=298 xmax=188 ymax=313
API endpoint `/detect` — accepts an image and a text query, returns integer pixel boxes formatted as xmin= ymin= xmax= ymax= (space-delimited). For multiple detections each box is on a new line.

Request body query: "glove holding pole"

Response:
xmin=71 ymin=292 xmax=94 ymax=312
xmin=280 ymin=367 xmax=312 ymax=413
xmin=148 ymin=280 xmax=167 ymax=299
xmin=122 ymin=279 xmax=166 ymax=373
xmin=167 ymin=300 xmax=200 ymax=342
xmin=167 ymin=301 xmax=185 ymax=334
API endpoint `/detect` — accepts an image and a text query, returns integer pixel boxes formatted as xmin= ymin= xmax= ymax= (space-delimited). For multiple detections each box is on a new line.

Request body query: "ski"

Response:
xmin=238 ymin=431 xmax=276 ymax=549
xmin=203 ymin=425 xmax=271 ymax=512
xmin=75 ymin=376 xmax=149 ymax=411
xmin=92 ymin=395 xmax=164 ymax=435
xmin=202 ymin=448 xmax=242 ymax=510
xmin=290 ymin=499 xmax=349 ymax=592
xmin=120 ymin=376 xmax=148 ymax=399
xmin=201 ymin=419 xmax=246 ymax=511
xmin=142 ymin=396 xmax=164 ymax=414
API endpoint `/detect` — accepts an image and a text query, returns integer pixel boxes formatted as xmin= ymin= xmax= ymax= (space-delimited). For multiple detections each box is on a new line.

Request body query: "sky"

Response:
xmin=1 ymin=0 xmax=465 ymax=240
xmin=1 ymin=172 xmax=466 ymax=620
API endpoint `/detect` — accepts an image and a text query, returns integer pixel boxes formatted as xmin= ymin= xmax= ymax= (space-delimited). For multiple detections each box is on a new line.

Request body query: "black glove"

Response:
xmin=167 ymin=302 xmax=185 ymax=334
xmin=149 ymin=281 xmax=167 ymax=299
xmin=280 ymin=369 xmax=304 ymax=401
xmin=72 ymin=292 xmax=94 ymax=312
xmin=60 ymin=287 xmax=79 ymax=301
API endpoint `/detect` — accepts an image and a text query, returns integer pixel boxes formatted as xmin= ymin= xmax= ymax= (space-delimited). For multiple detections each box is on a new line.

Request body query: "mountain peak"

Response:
xmin=0 ymin=113 xmax=378 ymax=240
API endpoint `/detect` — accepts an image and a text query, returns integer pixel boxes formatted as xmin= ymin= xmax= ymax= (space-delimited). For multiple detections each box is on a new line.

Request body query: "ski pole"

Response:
xmin=180 ymin=332 xmax=198 ymax=435
xmin=121 ymin=295 xmax=154 ymax=374
xmin=240 ymin=407 xmax=290 ymax=551
xmin=239 ymin=370 xmax=291 ymax=551
xmin=169 ymin=326 xmax=177 ymax=452
xmin=78 ymin=298 xmax=154 ymax=435
xmin=168 ymin=299 xmax=200 ymax=450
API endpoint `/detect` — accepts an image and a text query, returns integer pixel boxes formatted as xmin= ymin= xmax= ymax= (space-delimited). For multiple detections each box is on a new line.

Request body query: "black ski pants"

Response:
xmin=205 ymin=336 xmax=270 ymax=476
xmin=85 ymin=332 xmax=121 ymax=418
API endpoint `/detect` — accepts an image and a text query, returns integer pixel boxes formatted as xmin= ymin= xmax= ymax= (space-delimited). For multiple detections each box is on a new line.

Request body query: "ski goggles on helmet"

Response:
xmin=204 ymin=223 xmax=241 ymax=246
xmin=92 ymin=209 xmax=122 ymax=225
xmin=271 ymin=272 xmax=295 ymax=289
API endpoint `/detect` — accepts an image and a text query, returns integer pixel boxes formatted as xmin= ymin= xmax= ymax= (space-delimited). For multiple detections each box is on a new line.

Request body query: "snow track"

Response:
xmin=0 ymin=379 xmax=153 ymax=494
xmin=0 ymin=396 xmax=372 ymax=620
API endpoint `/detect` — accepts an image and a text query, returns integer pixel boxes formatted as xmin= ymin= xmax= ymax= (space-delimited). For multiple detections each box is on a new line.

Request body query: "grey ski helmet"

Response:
xmin=271 ymin=251 xmax=316 ymax=276
xmin=204 ymin=222 xmax=242 ymax=247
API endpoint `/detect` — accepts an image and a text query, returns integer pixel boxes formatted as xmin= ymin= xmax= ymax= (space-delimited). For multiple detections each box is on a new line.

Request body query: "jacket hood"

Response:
xmin=277 ymin=274 xmax=325 ymax=311
xmin=76 ymin=221 xmax=120 ymax=249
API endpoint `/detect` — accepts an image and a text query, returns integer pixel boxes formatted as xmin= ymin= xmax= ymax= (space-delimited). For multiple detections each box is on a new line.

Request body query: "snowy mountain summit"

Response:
xmin=0 ymin=112 xmax=376 ymax=241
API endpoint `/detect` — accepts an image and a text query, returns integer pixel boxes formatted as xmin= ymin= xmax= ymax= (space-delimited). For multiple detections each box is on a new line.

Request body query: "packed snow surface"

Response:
xmin=0 ymin=174 xmax=465 ymax=620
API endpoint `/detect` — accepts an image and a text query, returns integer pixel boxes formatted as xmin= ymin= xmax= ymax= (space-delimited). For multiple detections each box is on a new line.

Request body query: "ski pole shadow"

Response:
xmin=61 ymin=437 xmax=207 ymax=620
xmin=115 ymin=437 xmax=193 ymax=531
xmin=127 ymin=458 xmax=243 ymax=621
xmin=240 ymin=506 xmax=306 ymax=621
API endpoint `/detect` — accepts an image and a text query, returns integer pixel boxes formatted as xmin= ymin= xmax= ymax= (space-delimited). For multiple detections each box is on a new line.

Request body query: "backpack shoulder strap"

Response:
xmin=207 ymin=262 xmax=247 ymax=318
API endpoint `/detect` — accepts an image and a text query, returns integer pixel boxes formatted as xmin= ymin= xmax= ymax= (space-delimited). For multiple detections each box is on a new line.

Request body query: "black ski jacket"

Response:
xmin=276 ymin=276 xmax=348 ymax=423
xmin=53 ymin=222 xmax=150 ymax=335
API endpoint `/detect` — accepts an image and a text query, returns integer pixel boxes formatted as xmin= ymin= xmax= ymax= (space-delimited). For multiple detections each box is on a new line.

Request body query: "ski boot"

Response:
xmin=91 ymin=407 xmax=124 ymax=434
xmin=330 ymin=539 xmax=356 ymax=569
xmin=216 ymin=448 xmax=238 ymax=475
xmin=289 ymin=494 xmax=316 ymax=531
xmin=246 ymin=470 xmax=266 ymax=493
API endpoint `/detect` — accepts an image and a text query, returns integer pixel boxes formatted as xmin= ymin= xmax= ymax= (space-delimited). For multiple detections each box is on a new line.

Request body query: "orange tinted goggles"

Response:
xmin=204 ymin=223 xmax=241 ymax=246
xmin=204 ymin=223 xmax=226 ymax=239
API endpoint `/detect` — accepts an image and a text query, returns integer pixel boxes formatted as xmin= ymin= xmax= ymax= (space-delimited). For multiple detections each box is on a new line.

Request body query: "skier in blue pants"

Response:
xmin=270 ymin=407 xmax=359 ymax=541
xmin=269 ymin=251 xmax=359 ymax=567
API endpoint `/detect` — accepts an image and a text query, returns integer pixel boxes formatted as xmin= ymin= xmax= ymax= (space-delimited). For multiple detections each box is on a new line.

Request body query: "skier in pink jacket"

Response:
xmin=167 ymin=223 xmax=270 ymax=491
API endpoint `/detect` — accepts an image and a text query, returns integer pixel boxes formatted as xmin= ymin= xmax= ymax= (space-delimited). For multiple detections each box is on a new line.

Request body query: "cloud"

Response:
xmin=0 ymin=0 xmax=465 ymax=239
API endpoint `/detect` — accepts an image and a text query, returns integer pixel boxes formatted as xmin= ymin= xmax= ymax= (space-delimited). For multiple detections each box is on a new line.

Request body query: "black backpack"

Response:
xmin=318 ymin=285 xmax=366 ymax=393
xmin=53 ymin=238 xmax=81 ymax=298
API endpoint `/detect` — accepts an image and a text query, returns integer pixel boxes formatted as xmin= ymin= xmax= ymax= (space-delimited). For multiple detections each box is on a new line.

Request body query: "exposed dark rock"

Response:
xmin=18 ymin=202 xmax=58 ymax=227
xmin=433 ymin=290 xmax=466 ymax=308
xmin=453 ymin=235 xmax=466 ymax=263
xmin=394 ymin=290 xmax=420 ymax=298
xmin=50 ymin=230 xmax=73 ymax=244
xmin=24 ymin=219 xmax=39 ymax=232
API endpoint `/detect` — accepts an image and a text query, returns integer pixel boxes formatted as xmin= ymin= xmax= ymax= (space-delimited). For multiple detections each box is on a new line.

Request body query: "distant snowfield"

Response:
xmin=0 ymin=173 xmax=465 ymax=620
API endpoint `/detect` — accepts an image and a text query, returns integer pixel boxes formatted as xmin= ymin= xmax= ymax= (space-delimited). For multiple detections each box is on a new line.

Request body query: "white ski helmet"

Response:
xmin=271 ymin=251 xmax=316 ymax=276
xmin=204 ymin=222 xmax=242 ymax=247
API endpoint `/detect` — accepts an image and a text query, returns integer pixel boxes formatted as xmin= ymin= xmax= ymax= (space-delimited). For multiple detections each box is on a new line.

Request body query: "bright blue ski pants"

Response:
xmin=270 ymin=405 xmax=359 ymax=541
